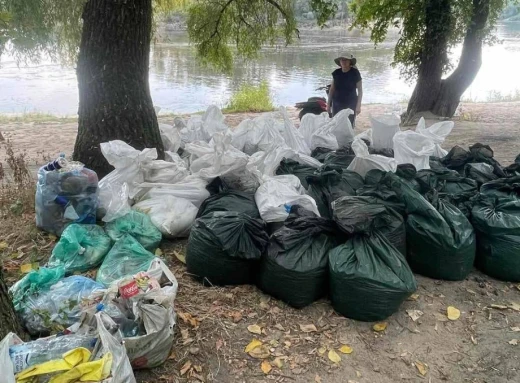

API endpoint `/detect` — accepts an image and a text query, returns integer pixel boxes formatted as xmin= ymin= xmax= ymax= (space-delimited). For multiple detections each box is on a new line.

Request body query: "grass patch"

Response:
xmin=223 ymin=81 xmax=275 ymax=113
xmin=462 ymin=89 xmax=520 ymax=103
xmin=0 ymin=112 xmax=77 ymax=124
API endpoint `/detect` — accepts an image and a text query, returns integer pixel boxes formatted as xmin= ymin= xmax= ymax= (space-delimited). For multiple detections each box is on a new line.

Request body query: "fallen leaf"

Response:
xmin=194 ymin=365 xmax=202 ymax=373
xmin=180 ymin=328 xmax=189 ymax=340
xmin=338 ymin=345 xmax=353 ymax=354
xmin=155 ymin=248 xmax=163 ymax=256
xmin=471 ymin=335 xmax=478 ymax=345
xmin=173 ymin=250 xmax=186 ymax=264
xmin=373 ymin=322 xmax=387 ymax=332
xmin=490 ymin=304 xmax=509 ymax=310
xmin=178 ymin=312 xmax=200 ymax=328
xmin=406 ymin=309 xmax=424 ymax=322
xmin=509 ymin=302 xmax=520 ymax=312
xmin=245 ymin=339 xmax=263 ymax=353
xmin=315 ymin=375 xmax=322 ymax=383
xmin=20 ymin=263 xmax=39 ymax=274
xmin=273 ymin=357 xmax=284 ymax=368
xmin=509 ymin=339 xmax=519 ymax=346
xmin=192 ymin=372 xmax=205 ymax=382
xmin=229 ymin=311 xmax=243 ymax=323
xmin=299 ymin=324 xmax=318 ymax=333
xmin=0 ymin=241 xmax=8 ymax=251
xmin=249 ymin=345 xmax=271 ymax=359
xmin=261 ymin=360 xmax=272 ymax=374
xmin=447 ymin=306 xmax=461 ymax=321
xmin=216 ymin=339 xmax=223 ymax=351
xmin=48 ymin=234 xmax=57 ymax=242
xmin=180 ymin=361 xmax=192 ymax=376
xmin=433 ymin=312 xmax=449 ymax=322
xmin=407 ymin=294 xmax=420 ymax=301
xmin=356 ymin=371 xmax=362 ymax=378
xmin=318 ymin=346 xmax=327 ymax=355
xmin=328 ymin=349 xmax=341 ymax=363
xmin=414 ymin=361 xmax=428 ymax=376
xmin=247 ymin=324 xmax=262 ymax=335
xmin=189 ymin=347 xmax=200 ymax=355
xmin=511 ymin=327 xmax=520 ymax=332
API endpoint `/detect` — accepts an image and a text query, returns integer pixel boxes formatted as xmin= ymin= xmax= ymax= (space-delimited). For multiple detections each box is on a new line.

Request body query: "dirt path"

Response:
xmin=1 ymin=102 xmax=520 ymax=383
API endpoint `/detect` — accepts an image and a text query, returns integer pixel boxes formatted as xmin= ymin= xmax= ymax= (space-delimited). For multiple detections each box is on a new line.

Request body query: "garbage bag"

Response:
xmin=142 ymin=159 xmax=189 ymax=185
xmin=275 ymin=158 xmax=317 ymax=189
xmin=464 ymin=162 xmax=498 ymax=186
xmin=323 ymin=147 xmax=356 ymax=169
xmin=197 ymin=190 xmax=260 ymax=219
xmin=385 ymin=174 xmax=476 ymax=280
xmin=415 ymin=167 xmax=478 ymax=195
xmin=441 ymin=143 xmax=505 ymax=177
xmin=310 ymin=147 xmax=334 ymax=163
xmin=48 ymin=224 xmax=112 ymax=273
xmin=179 ymin=105 xmax=228 ymax=143
xmin=480 ymin=176 xmax=520 ymax=199
xmin=279 ymin=107 xmax=311 ymax=155
xmin=186 ymin=212 xmax=269 ymax=286
xmin=133 ymin=195 xmax=198 ymax=238
xmin=395 ymin=164 xmax=421 ymax=192
xmin=310 ymin=109 xmax=354 ymax=150
xmin=307 ymin=166 xmax=364 ymax=218
xmin=503 ymin=154 xmax=520 ymax=177
xmin=332 ymin=196 xmax=406 ymax=256
xmin=471 ymin=195 xmax=520 ymax=282
xmin=299 ymin=113 xmax=330 ymax=149
xmin=257 ymin=207 xmax=339 ymax=308
xmin=11 ymin=274 xmax=104 ymax=335
xmin=36 ymin=161 xmax=99 ymax=236
xmin=104 ymin=210 xmax=162 ymax=251
xmin=139 ymin=175 xmax=211 ymax=208
xmin=98 ymin=141 xmax=157 ymax=222
xmin=255 ymin=175 xmax=320 ymax=222
xmin=393 ymin=130 xmax=436 ymax=170
xmin=370 ymin=114 xmax=400 ymax=149
xmin=231 ymin=115 xmax=285 ymax=155
xmin=329 ymin=233 xmax=417 ymax=321
xmin=96 ymin=235 xmax=157 ymax=287
xmin=415 ymin=118 xmax=454 ymax=158
xmin=159 ymin=123 xmax=181 ymax=153
xmin=347 ymin=138 xmax=397 ymax=177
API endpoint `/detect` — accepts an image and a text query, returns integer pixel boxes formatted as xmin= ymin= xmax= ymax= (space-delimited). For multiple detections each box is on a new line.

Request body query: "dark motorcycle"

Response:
xmin=295 ymin=85 xmax=331 ymax=120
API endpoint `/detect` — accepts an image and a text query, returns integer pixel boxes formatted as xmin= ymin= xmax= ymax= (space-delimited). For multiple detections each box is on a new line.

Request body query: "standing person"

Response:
xmin=327 ymin=53 xmax=363 ymax=127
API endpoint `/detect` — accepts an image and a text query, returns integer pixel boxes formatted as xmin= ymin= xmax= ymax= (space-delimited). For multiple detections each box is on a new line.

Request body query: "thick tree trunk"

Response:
xmin=404 ymin=0 xmax=451 ymax=124
xmin=431 ymin=0 xmax=490 ymax=117
xmin=73 ymin=0 xmax=164 ymax=179
xmin=0 ymin=268 xmax=26 ymax=340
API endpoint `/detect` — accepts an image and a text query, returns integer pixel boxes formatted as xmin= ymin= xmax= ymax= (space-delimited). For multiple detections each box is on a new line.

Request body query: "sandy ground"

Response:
xmin=1 ymin=102 xmax=520 ymax=383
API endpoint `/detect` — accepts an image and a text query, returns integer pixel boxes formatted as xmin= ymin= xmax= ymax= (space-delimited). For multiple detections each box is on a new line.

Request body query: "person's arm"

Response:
xmin=356 ymin=80 xmax=363 ymax=115
xmin=327 ymin=80 xmax=335 ymax=114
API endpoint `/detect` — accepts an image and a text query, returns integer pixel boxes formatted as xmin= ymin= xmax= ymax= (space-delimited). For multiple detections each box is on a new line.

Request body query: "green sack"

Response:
xmin=480 ymin=176 xmax=520 ymax=199
xmin=275 ymin=158 xmax=317 ymax=189
xmin=323 ymin=147 xmax=355 ymax=169
xmin=104 ymin=210 xmax=162 ymax=251
xmin=186 ymin=212 xmax=269 ymax=286
xmin=96 ymin=234 xmax=156 ymax=286
xmin=310 ymin=147 xmax=334 ymax=163
xmin=307 ymin=166 xmax=364 ymax=218
xmin=257 ymin=206 xmax=340 ymax=308
xmin=329 ymin=231 xmax=417 ymax=321
xmin=472 ymin=195 xmax=520 ymax=282
xmin=48 ymin=224 xmax=112 ymax=273
xmin=385 ymin=173 xmax=476 ymax=281
xmin=332 ymin=196 xmax=406 ymax=256
xmin=197 ymin=190 xmax=260 ymax=219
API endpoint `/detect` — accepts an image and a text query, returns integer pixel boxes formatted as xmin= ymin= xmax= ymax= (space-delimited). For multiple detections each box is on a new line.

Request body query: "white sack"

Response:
xmin=279 ymin=107 xmax=311 ymax=155
xmin=415 ymin=117 xmax=454 ymax=158
xmin=393 ymin=130 xmax=436 ymax=170
xmin=139 ymin=176 xmax=210 ymax=208
xmin=159 ymin=123 xmax=181 ymax=153
xmin=370 ymin=114 xmax=401 ymax=149
xmin=299 ymin=112 xmax=330 ymax=149
xmin=347 ymin=138 xmax=398 ymax=177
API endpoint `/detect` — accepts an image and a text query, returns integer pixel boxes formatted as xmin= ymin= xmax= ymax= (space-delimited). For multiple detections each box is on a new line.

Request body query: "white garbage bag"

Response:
xmin=134 ymin=195 xmax=198 ymax=238
xmin=99 ymin=141 xmax=157 ymax=222
xmin=140 ymin=175 xmax=210 ymax=208
xmin=255 ymin=175 xmax=320 ymax=222
xmin=393 ymin=130 xmax=436 ymax=170
xmin=330 ymin=108 xmax=355 ymax=147
xmin=231 ymin=115 xmax=285 ymax=155
xmin=370 ymin=114 xmax=401 ymax=149
xmin=299 ymin=112 xmax=330 ymax=149
xmin=354 ymin=128 xmax=373 ymax=145
xmin=179 ymin=106 xmax=228 ymax=144
xmin=415 ymin=117 xmax=454 ymax=158
xmin=347 ymin=138 xmax=398 ymax=177
xmin=164 ymin=151 xmax=188 ymax=167
xmin=159 ymin=123 xmax=181 ymax=153
xmin=279 ymin=107 xmax=311 ymax=155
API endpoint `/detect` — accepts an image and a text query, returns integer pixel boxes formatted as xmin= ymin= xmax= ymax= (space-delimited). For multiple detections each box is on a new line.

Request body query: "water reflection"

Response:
xmin=0 ymin=23 xmax=519 ymax=114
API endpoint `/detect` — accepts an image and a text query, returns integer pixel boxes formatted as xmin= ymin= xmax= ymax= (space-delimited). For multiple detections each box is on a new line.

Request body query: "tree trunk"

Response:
xmin=431 ymin=0 xmax=490 ymax=117
xmin=403 ymin=0 xmax=452 ymax=124
xmin=73 ymin=0 xmax=163 ymax=179
xmin=0 ymin=268 xmax=26 ymax=340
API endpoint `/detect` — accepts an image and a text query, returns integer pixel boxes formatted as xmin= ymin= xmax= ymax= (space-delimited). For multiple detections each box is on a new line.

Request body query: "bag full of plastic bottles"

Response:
xmin=35 ymin=155 xmax=99 ymax=236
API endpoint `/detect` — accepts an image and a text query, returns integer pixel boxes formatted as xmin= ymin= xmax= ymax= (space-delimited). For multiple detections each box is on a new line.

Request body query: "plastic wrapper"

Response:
xmin=48 ymin=224 xmax=112 ymax=273
xmin=104 ymin=210 xmax=162 ymax=251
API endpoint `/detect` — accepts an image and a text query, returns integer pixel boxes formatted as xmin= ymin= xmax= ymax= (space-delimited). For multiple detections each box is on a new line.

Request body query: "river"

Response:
xmin=1 ymin=23 xmax=519 ymax=115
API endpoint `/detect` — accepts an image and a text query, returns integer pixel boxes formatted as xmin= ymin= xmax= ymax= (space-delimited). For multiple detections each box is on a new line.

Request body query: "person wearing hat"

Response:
xmin=327 ymin=53 xmax=363 ymax=127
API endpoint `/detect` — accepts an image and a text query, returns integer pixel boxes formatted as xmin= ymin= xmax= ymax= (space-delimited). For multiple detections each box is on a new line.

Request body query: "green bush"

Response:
xmin=224 ymin=81 xmax=275 ymax=113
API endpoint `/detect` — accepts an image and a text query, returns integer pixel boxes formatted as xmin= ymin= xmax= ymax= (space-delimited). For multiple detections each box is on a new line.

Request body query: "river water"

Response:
xmin=1 ymin=23 xmax=519 ymax=115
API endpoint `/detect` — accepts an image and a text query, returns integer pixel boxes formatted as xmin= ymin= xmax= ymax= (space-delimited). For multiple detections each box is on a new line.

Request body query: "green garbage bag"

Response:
xmin=47 ymin=224 xmax=112 ymax=273
xmin=356 ymin=183 xmax=406 ymax=217
xmin=480 ymin=176 xmax=520 ymax=199
xmin=464 ymin=163 xmax=498 ymax=186
xmin=186 ymin=212 xmax=269 ymax=286
xmin=311 ymin=147 xmax=333 ymax=163
xmin=275 ymin=158 xmax=317 ymax=189
xmin=329 ymin=232 xmax=417 ymax=321
xmin=197 ymin=190 xmax=260 ymax=219
xmin=323 ymin=147 xmax=355 ymax=169
xmin=385 ymin=173 xmax=476 ymax=280
xmin=332 ymin=196 xmax=406 ymax=256
xmin=257 ymin=206 xmax=340 ymax=308
xmin=472 ymin=195 xmax=520 ymax=282
xmin=96 ymin=234 xmax=156 ymax=286
xmin=104 ymin=210 xmax=162 ymax=251
xmin=307 ymin=166 xmax=364 ymax=218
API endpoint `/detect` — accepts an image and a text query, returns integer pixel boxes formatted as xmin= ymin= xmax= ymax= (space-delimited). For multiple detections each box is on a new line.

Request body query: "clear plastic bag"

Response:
xmin=347 ymin=138 xmax=398 ymax=177
xmin=393 ymin=130 xmax=436 ymax=170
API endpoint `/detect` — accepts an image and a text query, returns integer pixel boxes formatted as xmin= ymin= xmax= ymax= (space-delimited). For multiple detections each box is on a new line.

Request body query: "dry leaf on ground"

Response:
xmin=300 ymin=324 xmax=318 ymax=333
xmin=407 ymin=309 xmax=424 ymax=322
xmin=247 ymin=324 xmax=262 ymax=335
xmin=328 ymin=349 xmax=341 ymax=363
xmin=509 ymin=302 xmax=520 ymax=312
xmin=315 ymin=375 xmax=322 ymax=383
xmin=261 ymin=360 xmax=272 ymax=374
xmin=414 ymin=361 xmax=428 ymax=376
xmin=273 ymin=357 xmax=284 ymax=368
xmin=0 ymin=241 xmax=8 ymax=251
xmin=318 ymin=347 xmax=326 ymax=355
xmin=471 ymin=335 xmax=478 ymax=345
xmin=511 ymin=327 xmax=520 ymax=332
xmin=447 ymin=306 xmax=461 ymax=321
xmin=407 ymin=294 xmax=420 ymax=301
xmin=338 ymin=345 xmax=353 ymax=354
xmin=373 ymin=322 xmax=387 ymax=332
xmin=245 ymin=339 xmax=263 ymax=353
xmin=173 ymin=250 xmax=186 ymax=264
xmin=508 ymin=339 xmax=519 ymax=346
xmin=180 ymin=361 xmax=192 ymax=376
xmin=155 ymin=248 xmax=163 ymax=256
xmin=490 ymin=304 xmax=509 ymax=310
xmin=249 ymin=345 xmax=271 ymax=359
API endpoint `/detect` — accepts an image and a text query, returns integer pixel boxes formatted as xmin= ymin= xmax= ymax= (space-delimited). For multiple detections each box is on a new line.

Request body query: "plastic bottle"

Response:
xmin=43 ymin=154 xmax=68 ymax=172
